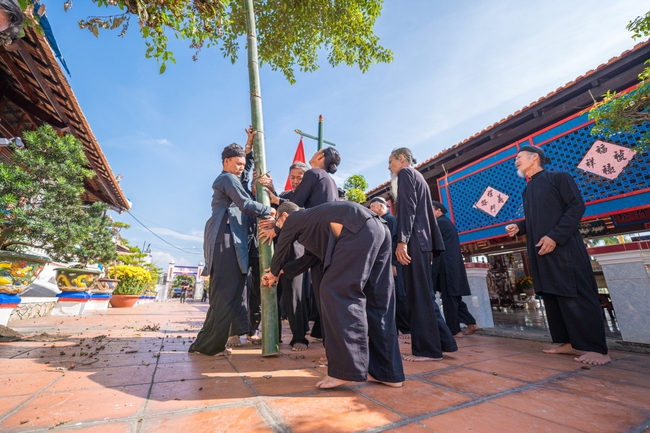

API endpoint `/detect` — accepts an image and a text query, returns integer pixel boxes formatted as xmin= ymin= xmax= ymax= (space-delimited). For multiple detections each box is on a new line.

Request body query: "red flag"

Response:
xmin=284 ymin=137 xmax=306 ymax=191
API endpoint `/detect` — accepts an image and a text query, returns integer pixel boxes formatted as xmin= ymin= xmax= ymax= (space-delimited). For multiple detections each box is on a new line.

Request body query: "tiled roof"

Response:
xmin=367 ymin=40 xmax=650 ymax=196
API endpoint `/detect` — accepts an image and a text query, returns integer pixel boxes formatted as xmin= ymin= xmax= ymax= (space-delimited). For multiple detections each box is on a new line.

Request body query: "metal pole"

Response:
xmin=243 ymin=0 xmax=279 ymax=356
xmin=317 ymin=114 xmax=324 ymax=151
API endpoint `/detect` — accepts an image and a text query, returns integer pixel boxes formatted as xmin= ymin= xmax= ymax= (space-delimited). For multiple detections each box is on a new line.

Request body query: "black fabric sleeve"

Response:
xmin=396 ymin=169 xmax=417 ymax=245
xmin=289 ymin=170 xmax=316 ymax=207
xmin=546 ymin=172 xmax=585 ymax=245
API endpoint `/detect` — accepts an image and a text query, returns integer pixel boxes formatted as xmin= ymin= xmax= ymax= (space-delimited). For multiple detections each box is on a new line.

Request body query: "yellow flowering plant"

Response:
xmin=516 ymin=276 xmax=533 ymax=290
xmin=108 ymin=265 xmax=154 ymax=295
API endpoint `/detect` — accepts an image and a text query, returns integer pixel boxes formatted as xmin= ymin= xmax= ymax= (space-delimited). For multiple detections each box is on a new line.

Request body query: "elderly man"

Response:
xmin=389 ymin=148 xmax=457 ymax=362
xmin=505 ymin=145 xmax=610 ymax=365
xmin=0 ymin=0 xmax=24 ymax=37
xmin=431 ymin=201 xmax=480 ymax=338
xmin=369 ymin=197 xmax=410 ymax=337
xmin=259 ymin=162 xmax=312 ymax=350
xmin=189 ymin=130 xmax=274 ymax=357
xmin=262 ymin=201 xmax=404 ymax=389
xmin=260 ymin=147 xmax=341 ymax=342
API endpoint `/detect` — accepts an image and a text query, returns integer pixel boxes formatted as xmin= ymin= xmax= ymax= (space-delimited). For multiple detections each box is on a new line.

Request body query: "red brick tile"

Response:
xmin=421 ymin=368 xmax=526 ymax=397
xmin=266 ymin=389 xmax=403 ymax=432
xmin=492 ymin=387 xmax=647 ymax=432
xmin=145 ymin=376 xmax=255 ymax=414
xmin=501 ymin=352 xmax=585 ymax=372
xmin=419 ymin=401 xmax=581 ymax=433
xmin=52 ymin=422 xmax=133 ymax=433
xmin=464 ymin=358 xmax=564 ymax=382
xmin=0 ymin=371 xmax=61 ymax=397
xmin=46 ymin=364 xmax=155 ymax=392
xmin=356 ymin=379 xmax=472 ymax=417
xmin=245 ymin=368 xmax=325 ymax=396
xmin=0 ymin=385 xmax=149 ymax=430
xmin=545 ymin=375 xmax=650 ymax=411
xmin=154 ymin=358 xmax=236 ymax=382
xmin=579 ymin=364 xmax=650 ymax=388
xmin=0 ymin=395 xmax=31 ymax=420
xmin=140 ymin=407 xmax=273 ymax=433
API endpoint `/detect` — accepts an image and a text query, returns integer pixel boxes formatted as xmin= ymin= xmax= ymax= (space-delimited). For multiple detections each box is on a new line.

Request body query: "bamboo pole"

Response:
xmin=243 ymin=0 xmax=279 ymax=356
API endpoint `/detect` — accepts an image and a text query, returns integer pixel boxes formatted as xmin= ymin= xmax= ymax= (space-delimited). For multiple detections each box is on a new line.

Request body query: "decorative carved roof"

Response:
xmin=0 ymin=27 xmax=128 ymax=212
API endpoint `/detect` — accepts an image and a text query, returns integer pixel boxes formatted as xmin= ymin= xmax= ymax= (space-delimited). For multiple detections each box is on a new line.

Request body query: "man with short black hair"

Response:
xmin=431 ymin=200 xmax=480 ymax=337
xmin=369 ymin=197 xmax=410 ymax=337
xmin=189 ymin=129 xmax=274 ymax=357
xmin=262 ymin=201 xmax=404 ymax=389
xmin=506 ymin=145 xmax=610 ymax=365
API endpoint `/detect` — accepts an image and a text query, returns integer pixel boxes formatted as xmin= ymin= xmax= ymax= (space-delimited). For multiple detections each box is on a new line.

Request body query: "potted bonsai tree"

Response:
xmin=0 ymin=125 xmax=98 ymax=297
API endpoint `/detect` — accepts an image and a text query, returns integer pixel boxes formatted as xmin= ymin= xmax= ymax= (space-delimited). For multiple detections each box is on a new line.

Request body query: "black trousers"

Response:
xmin=189 ymin=225 xmax=246 ymax=356
xmin=441 ymin=292 xmax=476 ymax=335
xmin=402 ymin=244 xmax=457 ymax=358
xmin=247 ymin=257 xmax=261 ymax=334
xmin=394 ymin=263 xmax=410 ymax=334
xmin=542 ymin=285 xmax=608 ymax=354
xmin=279 ymin=270 xmax=310 ymax=347
xmin=319 ymin=218 xmax=404 ymax=383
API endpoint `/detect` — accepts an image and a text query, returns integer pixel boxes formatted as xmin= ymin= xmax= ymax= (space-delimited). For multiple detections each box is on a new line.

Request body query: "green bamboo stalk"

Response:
xmin=317 ymin=115 xmax=324 ymax=151
xmin=243 ymin=0 xmax=279 ymax=356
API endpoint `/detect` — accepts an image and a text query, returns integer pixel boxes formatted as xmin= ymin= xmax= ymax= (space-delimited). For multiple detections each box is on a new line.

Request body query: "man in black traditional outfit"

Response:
xmin=369 ymin=197 xmax=410 ymax=337
xmin=506 ymin=145 xmax=610 ymax=365
xmin=389 ymin=148 xmax=457 ymax=362
xmin=261 ymin=201 xmax=405 ymax=389
xmin=431 ymin=201 xmax=480 ymax=338
xmin=258 ymin=162 xmax=312 ymax=350
xmin=189 ymin=129 xmax=274 ymax=357
xmin=259 ymin=147 xmax=341 ymax=342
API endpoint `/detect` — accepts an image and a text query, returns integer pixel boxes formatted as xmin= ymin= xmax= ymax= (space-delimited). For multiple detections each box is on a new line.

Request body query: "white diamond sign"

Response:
xmin=474 ymin=186 xmax=509 ymax=217
xmin=577 ymin=140 xmax=636 ymax=180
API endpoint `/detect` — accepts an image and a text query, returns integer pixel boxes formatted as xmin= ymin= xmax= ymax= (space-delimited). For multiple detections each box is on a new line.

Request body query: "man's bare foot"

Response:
xmin=311 ymin=337 xmax=323 ymax=342
xmin=226 ymin=336 xmax=241 ymax=347
xmin=214 ymin=348 xmax=232 ymax=357
xmin=453 ymin=332 xmax=464 ymax=339
xmin=318 ymin=356 xmax=328 ymax=366
xmin=291 ymin=343 xmax=308 ymax=351
xmin=398 ymin=333 xmax=411 ymax=340
xmin=543 ymin=343 xmax=584 ymax=356
xmin=463 ymin=324 xmax=481 ymax=335
xmin=368 ymin=374 xmax=403 ymax=387
xmin=402 ymin=354 xmax=443 ymax=362
xmin=574 ymin=352 xmax=611 ymax=365
xmin=316 ymin=375 xmax=351 ymax=389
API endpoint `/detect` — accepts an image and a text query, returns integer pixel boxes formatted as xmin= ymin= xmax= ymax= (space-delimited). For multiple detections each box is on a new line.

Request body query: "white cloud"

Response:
xmin=151 ymin=227 xmax=203 ymax=243
xmin=150 ymin=250 xmax=176 ymax=267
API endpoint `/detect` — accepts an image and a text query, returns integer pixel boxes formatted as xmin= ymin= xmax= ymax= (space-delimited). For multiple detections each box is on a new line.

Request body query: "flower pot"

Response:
xmin=55 ymin=268 xmax=102 ymax=292
xmin=109 ymin=294 xmax=140 ymax=308
xmin=93 ymin=278 xmax=120 ymax=294
xmin=0 ymin=250 xmax=50 ymax=296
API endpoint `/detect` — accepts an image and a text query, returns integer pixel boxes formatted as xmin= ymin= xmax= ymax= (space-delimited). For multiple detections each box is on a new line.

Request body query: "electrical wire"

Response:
xmin=126 ymin=211 xmax=201 ymax=255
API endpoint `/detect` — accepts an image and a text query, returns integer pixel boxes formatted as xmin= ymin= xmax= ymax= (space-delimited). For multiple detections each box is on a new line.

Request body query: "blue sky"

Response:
xmin=41 ymin=0 xmax=648 ymax=268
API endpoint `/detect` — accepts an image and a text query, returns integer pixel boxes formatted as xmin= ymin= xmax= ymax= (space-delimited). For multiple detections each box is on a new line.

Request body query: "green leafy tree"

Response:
xmin=115 ymin=242 xmax=162 ymax=289
xmin=65 ymin=0 xmax=392 ymax=81
xmin=589 ymin=10 xmax=650 ymax=148
xmin=344 ymin=174 xmax=368 ymax=204
xmin=0 ymin=125 xmax=102 ymax=261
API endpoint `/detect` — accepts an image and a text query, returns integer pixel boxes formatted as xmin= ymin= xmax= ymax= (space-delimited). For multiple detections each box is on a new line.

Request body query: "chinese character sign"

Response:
xmin=577 ymin=141 xmax=636 ymax=180
xmin=474 ymin=186 xmax=509 ymax=217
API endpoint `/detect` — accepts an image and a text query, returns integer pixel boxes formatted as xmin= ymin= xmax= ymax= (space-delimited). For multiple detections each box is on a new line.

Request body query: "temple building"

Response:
xmin=367 ymin=41 xmax=650 ymax=346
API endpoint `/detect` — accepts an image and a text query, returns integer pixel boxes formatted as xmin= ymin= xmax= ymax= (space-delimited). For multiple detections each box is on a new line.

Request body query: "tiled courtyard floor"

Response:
xmin=1 ymin=301 xmax=649 ymax=433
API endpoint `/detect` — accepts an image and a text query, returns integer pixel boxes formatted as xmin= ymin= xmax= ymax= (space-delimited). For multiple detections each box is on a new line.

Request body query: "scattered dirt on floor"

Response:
xmin=0 ymin=325 xmax=24 ymax=342
xmin=0 ymin=326 xmax=70 ymax=342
